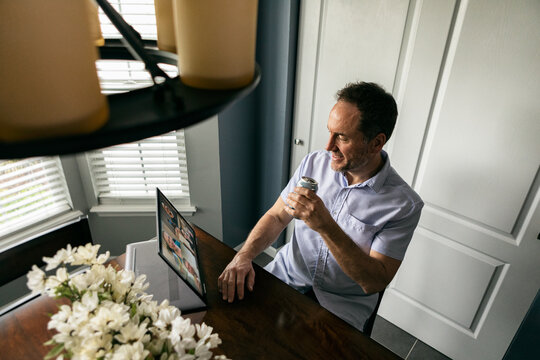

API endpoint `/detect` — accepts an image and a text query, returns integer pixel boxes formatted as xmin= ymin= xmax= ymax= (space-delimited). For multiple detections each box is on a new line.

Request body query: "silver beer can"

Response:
xmin=297 ymin=176 xmax=318 ymax=193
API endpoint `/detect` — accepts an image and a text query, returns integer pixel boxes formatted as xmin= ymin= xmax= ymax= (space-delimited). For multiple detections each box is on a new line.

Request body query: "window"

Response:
xmin=0 ymin=158 xmax=72 ymax=239
xmin=99 ymin=0 xmax=157 ymax=40
xmin=86 ymin=131 xmax=191 ymax=206
xmin=84 ymin=0 xmax=192 ymax=212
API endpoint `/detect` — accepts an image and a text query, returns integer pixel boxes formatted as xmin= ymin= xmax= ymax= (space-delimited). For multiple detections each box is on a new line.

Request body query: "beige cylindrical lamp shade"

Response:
xmin=87 ymin=0 xmax=105 ymax=47
xmin=154 ymin=0 xmax=176 ymax=53
xmin=0 ymin=0 xmax=108 ymax=142
xmin=172 ymin=0 xmax=258 ymax=90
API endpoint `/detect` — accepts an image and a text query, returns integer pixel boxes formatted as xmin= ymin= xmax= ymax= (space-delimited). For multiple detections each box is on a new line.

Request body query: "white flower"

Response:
xmin=48 ymin=305 xmax=73 ymax=332
xmin=43 ymin=244 xmax=74 ymax=271
xmin=133 ymin=273 xmax=150 ymax=293
xmin=194 ymin=342 xmax=213 ymax=360
xmin=56 ymin=267 xmax=69 ymax=282
xmin=73 ymin=291 xmax=99 ymax=315
xmin=206 ymin=334 xmax=222 ymax=349
xmin=179 ymin=354 xmax=196 ymax=360
xmin=170 ymin=317 xmax=195 ymax=342
xmin=110 ymin=342 xmax=150 ymax=360
xmin=72 ymin=243 xmax=108 ymax=266
xmin=145 ymin=338 xmax=166 ymax=356
xmin=69 ymin=272 xmax=92 ymax=293
xmin=42 ymin=267 xmax=70 ymax=297
xmin=111 ymin=269 xmax=134 ymax=301
xmin=154 ymin=304 xmax=181 ymax=330
xmin=90 ymin=301 xmax=130 ymax=333
xmin=44 ymin=276 xmax=62 ymax=296
xmin=95 ymin=251 xmax=110 ymax=265
xmin=114 ymin=320 xmax=150 ymax=344
xmin=26 ymin=265 xmax=46 ymax=294
xmin=72 ymin=333 xmax=113 ymax=360
xmin=26 ymin=242 xmax=227 ymax=360
xmin=196 ymin=323 xmax=212 ymax=341
xmin=136 ymin=298 xmax=159 ymax=321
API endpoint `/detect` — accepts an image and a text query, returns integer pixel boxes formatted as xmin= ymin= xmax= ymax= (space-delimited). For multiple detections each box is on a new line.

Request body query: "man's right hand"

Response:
xmin=218 ymin=253 xmax=256 ymax=302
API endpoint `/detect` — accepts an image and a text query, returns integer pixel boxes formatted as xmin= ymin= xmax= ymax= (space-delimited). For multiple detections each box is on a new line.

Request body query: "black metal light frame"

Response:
xmin=0 ymin=0 xmax=260 ymax=159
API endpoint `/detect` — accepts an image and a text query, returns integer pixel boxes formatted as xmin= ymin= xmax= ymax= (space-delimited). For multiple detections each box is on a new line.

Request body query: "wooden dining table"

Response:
xmin=0 ymin=226 xmax=400 ymax=359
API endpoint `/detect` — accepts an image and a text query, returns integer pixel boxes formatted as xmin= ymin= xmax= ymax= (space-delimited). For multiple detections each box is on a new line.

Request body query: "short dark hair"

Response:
xmin=336 ymin=82 xmax=398 ymax=141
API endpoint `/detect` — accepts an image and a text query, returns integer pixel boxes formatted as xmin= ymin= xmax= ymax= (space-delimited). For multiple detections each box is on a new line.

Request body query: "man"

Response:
xmin=218 ymin=82 xmax=423 ymax=331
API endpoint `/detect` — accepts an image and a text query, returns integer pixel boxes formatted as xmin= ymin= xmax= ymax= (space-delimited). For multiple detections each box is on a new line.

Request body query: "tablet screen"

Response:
xmin=157 ymin=188 xmax=204 ymax=297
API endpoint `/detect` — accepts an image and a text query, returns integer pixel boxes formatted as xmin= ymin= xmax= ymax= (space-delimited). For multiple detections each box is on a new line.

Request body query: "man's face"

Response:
xmin=325 ymin=101 xmax=371 ymax=174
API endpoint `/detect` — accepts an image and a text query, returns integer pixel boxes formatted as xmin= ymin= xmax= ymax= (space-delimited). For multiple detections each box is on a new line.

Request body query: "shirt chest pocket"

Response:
xmin=341 ymin=214 xmax=380 ymax=254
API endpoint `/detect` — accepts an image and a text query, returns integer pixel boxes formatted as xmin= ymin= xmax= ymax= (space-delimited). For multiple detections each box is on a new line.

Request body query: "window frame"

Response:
xmin=0 ymin=156 xmax=82 ymax=251
xmin=78 ymin=131 xmax=196 ymax=217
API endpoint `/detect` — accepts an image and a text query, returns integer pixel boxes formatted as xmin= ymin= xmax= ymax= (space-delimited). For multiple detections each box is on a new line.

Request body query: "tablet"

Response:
xmin=156 ymin=188 xmax=206 ymax=308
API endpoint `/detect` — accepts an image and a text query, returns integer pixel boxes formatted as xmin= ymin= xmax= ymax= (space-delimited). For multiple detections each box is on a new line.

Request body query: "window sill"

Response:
xmin=89 ymin=204 xmax=197 ymax=217
xmin=0 ymin=211 xmax=85 ymax=253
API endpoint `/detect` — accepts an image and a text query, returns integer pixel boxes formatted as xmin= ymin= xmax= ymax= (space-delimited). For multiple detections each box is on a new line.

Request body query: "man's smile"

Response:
xmin=331 ymin=152 xmax=344 ymax=161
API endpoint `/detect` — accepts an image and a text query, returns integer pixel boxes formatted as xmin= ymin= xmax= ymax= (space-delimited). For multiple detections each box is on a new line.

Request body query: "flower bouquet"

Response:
xmin=27 ymin=243 xmax=228 ymax=360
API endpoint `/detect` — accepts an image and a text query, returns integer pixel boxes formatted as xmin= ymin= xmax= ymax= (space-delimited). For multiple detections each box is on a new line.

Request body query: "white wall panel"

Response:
xmin=394 ymin=228 xmax=504 ymax=329
xmin=389 ymin=0 xmax=457 ymax=184
xmin=415 ymin=0 xmax=540 ymax=233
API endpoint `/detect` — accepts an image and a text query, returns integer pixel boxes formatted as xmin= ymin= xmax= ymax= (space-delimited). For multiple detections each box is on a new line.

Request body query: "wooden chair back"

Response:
xmin=363 ymin=290 xmax=385 ymax=337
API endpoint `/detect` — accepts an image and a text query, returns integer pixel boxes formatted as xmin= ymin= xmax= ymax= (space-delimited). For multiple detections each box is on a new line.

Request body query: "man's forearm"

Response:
xmin=318 ymin=221 xmax=395 ymax=294
xmin=237 ymin=207 xmax=290 ymax=261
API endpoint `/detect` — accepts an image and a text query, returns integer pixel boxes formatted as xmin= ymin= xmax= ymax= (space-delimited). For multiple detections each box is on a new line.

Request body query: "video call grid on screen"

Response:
xmin=157 ymin=188 xmax=205 ymax=298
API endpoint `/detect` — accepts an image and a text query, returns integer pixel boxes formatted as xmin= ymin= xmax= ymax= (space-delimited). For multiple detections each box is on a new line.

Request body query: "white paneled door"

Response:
xmin=291 ymin=1 xmax=540 ymax=359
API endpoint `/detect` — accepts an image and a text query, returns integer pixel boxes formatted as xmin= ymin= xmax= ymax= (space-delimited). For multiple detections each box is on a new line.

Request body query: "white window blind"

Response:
xmin=99 ymin=0 xmax=157 ymax=40
xmin=97 ymin=60 xmax=177 ymax=94
xmin=87 ymin=131 xmax=190 ymax=202
xmin=0 ymin=158 xmax=72 ymax=238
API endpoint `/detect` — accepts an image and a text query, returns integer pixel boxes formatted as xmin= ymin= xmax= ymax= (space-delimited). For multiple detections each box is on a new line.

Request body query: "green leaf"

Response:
xmin=43 ymin=339 xmax=56 ymax=346
xmin=44 ymin=343 xmax=64 ymax=360
xmin=130 ymin=303 xmax=137 ymax=318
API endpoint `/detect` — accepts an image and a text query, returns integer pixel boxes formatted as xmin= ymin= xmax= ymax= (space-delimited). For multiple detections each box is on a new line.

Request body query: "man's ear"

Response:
xmin=369 ymin=133 xmax=386 ymax=152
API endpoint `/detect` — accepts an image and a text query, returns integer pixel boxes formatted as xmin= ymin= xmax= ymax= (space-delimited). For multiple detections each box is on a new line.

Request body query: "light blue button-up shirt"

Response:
xmin=265 ymin=150 xmax=423 ymax=330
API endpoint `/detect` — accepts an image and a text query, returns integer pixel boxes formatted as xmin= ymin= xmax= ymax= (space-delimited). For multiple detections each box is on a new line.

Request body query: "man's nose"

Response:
xmin=325 ymin=135 xmax=336 ymax=151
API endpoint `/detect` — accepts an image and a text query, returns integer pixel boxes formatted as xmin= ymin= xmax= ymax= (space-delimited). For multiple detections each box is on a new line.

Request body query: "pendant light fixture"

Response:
xmin=0 ymin=0 xmax=260 ymax=159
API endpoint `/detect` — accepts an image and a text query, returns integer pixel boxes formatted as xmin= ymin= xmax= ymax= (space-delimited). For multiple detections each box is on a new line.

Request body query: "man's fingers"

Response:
xmin=226 ymin=272 xmax=236 ymax=303
xmin=217 ymin=273 xmax=224 ymax=293
xmin=289 ymin=191 xmax=311 ymax=208
xmin=236 ymin=274 xmax=245 ymax=300
xmin=247 ymin=268 xmax=255 ymax=291
xmin=221 ymin=273 xmax=229 ymax=300
xmin=294 ymin=186 xmax=315 ymax=198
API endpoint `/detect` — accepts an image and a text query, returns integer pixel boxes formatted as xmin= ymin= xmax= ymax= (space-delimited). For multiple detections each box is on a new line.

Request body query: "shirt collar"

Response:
xmin=347 ymin=150 xmax=390 ymax=192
